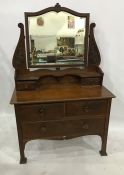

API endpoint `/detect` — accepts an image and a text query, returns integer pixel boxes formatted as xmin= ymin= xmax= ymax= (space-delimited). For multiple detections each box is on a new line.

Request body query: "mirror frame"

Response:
xmin=25 ymin=3 xmax=90 ymax=68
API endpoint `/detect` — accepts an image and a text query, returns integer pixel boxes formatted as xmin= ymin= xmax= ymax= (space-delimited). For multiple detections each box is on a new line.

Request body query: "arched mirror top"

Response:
xmin=25 ymin=3 xmax=90 ymax=68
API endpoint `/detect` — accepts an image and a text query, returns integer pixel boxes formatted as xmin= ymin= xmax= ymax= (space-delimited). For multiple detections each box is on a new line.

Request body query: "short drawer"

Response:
xmin=21 ymin=118 xmax=105 ymax=139
xmin=65 ymin=100 xmax=107 ymax=117
xmin=15 ymin=103 xmax=64 ymax=121
xmin=16 ymin=81 xmax=36 ymax=91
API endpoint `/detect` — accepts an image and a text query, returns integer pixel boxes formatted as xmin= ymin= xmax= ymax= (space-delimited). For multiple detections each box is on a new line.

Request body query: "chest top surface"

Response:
xmin=11 ymin=85 xmax=115 ymax=104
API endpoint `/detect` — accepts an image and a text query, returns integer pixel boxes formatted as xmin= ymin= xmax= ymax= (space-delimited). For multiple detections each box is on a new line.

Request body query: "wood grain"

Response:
xmin=11 ymin=85 xmax=115 ymax=104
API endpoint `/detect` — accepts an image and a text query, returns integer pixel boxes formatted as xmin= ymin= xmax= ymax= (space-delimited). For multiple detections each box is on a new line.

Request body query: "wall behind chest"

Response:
xmin=0 ymin=0 xmax=124 ymax=122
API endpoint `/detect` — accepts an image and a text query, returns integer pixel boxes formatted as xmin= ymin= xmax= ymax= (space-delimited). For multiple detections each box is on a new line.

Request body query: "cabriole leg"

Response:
xmin=99 ymin=136 xmax=107 ymax=156
xmin=19 ymin=142 xmax=27 ymax=164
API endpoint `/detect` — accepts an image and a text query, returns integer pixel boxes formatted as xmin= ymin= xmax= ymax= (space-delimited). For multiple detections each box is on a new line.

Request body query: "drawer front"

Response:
xmin=65 ymin=100 xmax=107 ymax=117
xmin=16 ymin=81 xmax=36 ymax=91
xmin=21 ymin=118 xmax=105 ymax=139
xmin=16 ymin=103 xmax=64 ymax=121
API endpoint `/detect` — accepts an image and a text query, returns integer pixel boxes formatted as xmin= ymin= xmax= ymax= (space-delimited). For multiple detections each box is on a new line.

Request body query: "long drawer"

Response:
xmin=21 ymin=118 xmax=105 ymax=139
xmin=65 ymin=100 xmax=107 ymax=117
xmin=15 ymin=103 xmax=64 ymax=121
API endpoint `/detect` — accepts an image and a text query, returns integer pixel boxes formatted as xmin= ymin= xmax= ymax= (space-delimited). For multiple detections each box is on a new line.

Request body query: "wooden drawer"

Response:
xmin=16 ymin=81 xmax=36 ymax=91
xmin=21 ymin=118 xmax=105 ymax=139
xmin=65 ymin=100 xmax=107 ymax=117
xmin=15 ymin=103 xmax=64 ymax=121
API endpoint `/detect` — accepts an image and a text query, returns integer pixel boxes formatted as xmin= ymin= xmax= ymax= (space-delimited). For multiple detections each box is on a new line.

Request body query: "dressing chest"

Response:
xmin=11 ymin=3 xmax=115 ymax=163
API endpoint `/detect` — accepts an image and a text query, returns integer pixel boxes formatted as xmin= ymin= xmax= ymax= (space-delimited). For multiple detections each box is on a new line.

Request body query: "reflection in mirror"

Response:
xmin=27 ymin=11 xmax=86 ymax=66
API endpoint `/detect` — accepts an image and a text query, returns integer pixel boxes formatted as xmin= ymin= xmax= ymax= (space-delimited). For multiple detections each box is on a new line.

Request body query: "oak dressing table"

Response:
xmin=11 ymin=3 xmax=115 ymax=164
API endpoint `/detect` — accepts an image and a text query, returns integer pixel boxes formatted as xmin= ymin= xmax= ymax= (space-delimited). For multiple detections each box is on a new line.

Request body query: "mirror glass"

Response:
xmin=27 ymin=11 xmax=87 ymax=67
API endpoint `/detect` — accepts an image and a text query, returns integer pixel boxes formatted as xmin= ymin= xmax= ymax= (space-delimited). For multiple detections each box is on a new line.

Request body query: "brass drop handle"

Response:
xmin=82 ymin=123 xmax=89 ymax=130
xmin=82 ymin=105 xmax=89 ymax=113
xmin=39 ymin=106 xmax=45 ymax=113
xmin=40 ymin=126 xmax=47 ymax=132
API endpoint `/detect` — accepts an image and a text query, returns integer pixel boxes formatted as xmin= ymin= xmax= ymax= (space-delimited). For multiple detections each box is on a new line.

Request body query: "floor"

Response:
xmin=0 ymin=114 xmax=124 ymax=175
